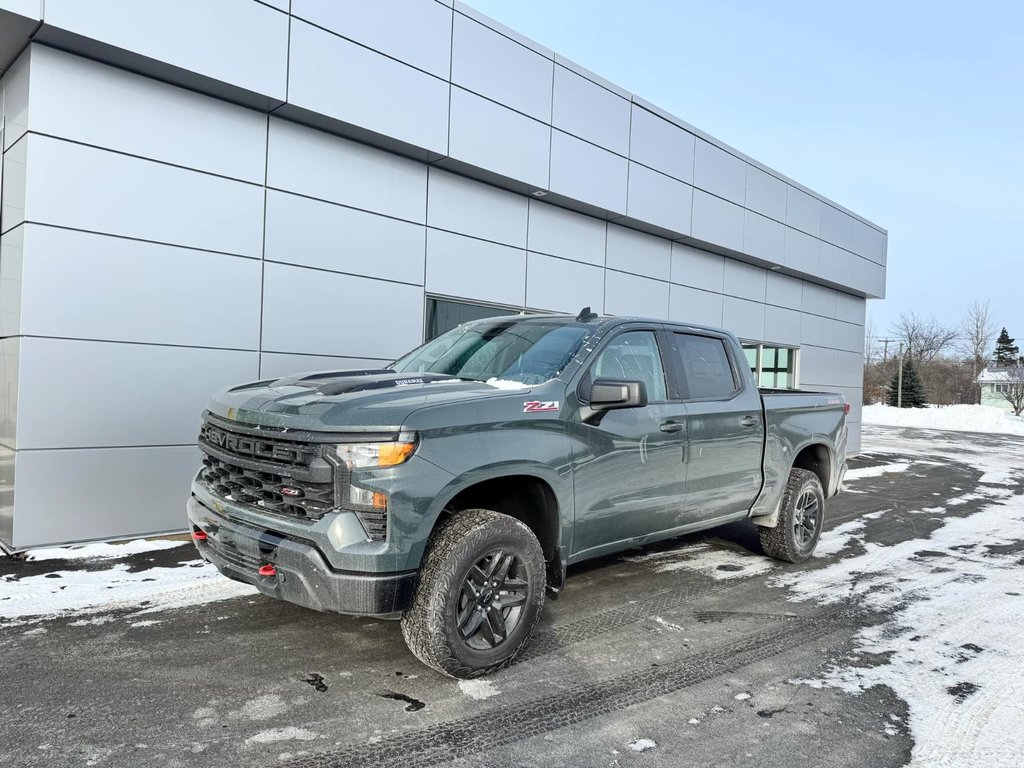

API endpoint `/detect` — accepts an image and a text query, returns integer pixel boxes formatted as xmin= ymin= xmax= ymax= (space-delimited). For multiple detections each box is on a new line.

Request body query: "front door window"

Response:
xmin=589 ymin=330 xmax=668 ymax=402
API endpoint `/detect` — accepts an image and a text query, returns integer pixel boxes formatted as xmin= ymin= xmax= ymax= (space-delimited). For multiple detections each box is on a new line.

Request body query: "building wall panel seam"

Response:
xmin=23 ymin=130 xmax=267 ymax=188
xmin=16 ymin=221 xmax=263 ymax=262
xmin=285 ymin=13 xmax=451 ymax=88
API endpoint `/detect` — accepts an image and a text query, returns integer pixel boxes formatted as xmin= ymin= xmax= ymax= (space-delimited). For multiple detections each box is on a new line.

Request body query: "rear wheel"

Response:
xmin=401 ymin=509 xmax=546 ymax=678
xmin=759 ymin=468 xmax=825 ymax=563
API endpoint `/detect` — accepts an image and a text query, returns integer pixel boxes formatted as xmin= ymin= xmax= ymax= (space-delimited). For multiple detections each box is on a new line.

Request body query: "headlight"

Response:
xmin=334 ymin=438 xmax=416 ymax=469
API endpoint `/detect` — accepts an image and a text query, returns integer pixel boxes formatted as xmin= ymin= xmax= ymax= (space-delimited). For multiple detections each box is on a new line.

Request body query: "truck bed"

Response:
xmin=750 ymin=388 xmax=848 ymax=520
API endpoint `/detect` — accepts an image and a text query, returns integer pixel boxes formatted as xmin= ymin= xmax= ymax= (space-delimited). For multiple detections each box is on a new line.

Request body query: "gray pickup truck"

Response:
xmin=188 ymin=310 xmax=847 ymax=677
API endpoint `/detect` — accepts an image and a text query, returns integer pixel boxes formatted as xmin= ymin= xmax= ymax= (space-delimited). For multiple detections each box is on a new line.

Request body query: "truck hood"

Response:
xmin=206 ymin=368 xmax=532 ymax=432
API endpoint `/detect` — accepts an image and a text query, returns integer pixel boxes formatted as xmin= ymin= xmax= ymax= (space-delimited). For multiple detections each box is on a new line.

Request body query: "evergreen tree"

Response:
xmin=994 ymin=327 xmax=1019 ymax=366
xmin=886 ymin=357 xmax=927 ymax=408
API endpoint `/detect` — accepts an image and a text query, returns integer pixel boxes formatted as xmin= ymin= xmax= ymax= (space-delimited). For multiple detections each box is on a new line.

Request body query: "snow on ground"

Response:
xmin=458 ymin=679 xmax=500 ymax=701
xmin=778 ymin=427 xmax=1024 ymax=767
xmin=1 ymin=544 xmax=256 ymax=623
xmin=244 ymin=727 xmax=319 ymax=745
xmin=812 ymin=518 xmax=869 ymax=558
xmin=864 ymin=404 xmax=1024 ymax=436
xmin=843 ymin=461 xmax=911 ymax=480
xmin=622 ymin=541 xmax=776 ymax=580
xmin=626 ymin=738 xmax=657 ymax=752
xmin=26 ymin=538 xmax=189 ymax=562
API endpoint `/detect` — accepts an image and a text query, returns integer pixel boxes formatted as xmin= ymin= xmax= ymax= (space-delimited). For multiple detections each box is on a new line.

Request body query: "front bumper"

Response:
xmin=187 ymin=495 xmax=415 ymax=617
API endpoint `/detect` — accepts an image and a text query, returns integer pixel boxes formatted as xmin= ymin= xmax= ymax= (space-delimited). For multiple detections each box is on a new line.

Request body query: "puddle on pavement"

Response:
xmin=377 ymin=690 xmax=426 ymax=712
xmin=304 ymin=672 xmax=328 ymax=693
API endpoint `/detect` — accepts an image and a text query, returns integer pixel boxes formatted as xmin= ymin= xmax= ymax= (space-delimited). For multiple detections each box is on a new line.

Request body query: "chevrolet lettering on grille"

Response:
xmin=201 ymin=424 xmax=302 ymax=464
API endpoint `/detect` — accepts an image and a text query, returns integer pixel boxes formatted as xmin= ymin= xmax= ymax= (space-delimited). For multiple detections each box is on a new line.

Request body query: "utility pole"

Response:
xmin=882 ymin=338 xmax=890 ymax=364
xmin=897 ymin=342 xmax=905 ymax=409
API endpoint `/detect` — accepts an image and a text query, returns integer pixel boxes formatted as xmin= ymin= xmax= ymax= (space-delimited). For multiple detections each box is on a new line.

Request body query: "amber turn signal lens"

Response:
xmin=377 ymin=442 xmax=415 ymax=467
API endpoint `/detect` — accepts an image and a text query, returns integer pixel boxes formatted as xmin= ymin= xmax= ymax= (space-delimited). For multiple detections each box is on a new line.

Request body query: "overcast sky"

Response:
xmin=467 ymin=0 xmax=1023 ymax=343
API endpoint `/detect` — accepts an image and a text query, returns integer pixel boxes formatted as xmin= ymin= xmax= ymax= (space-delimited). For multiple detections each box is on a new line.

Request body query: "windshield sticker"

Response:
xmin=524 ymin=400 xmax=560 ymax=413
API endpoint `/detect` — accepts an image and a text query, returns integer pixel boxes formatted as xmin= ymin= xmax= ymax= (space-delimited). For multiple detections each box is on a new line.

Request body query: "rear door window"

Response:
xmin=671 ymin=333 xmax=739 ymax=400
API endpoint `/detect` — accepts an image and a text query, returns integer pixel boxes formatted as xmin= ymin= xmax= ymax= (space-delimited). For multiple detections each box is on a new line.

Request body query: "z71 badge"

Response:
xmin=523 ymin=400 xmax=560 ymax=413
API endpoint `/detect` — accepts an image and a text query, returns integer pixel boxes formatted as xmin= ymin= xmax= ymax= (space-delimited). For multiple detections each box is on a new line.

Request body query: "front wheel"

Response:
xmin=759 ymin=468 xmax=825 ymax=563
xmin=401 ymin=509 xmax=546 ymax=678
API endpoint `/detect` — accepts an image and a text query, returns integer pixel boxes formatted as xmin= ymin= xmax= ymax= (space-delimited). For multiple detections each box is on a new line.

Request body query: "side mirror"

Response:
xmin=587 ymin=378 xmax=648 ymax=411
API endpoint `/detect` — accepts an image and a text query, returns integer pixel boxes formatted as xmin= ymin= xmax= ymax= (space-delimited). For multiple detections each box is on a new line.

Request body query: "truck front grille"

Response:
xmin=199 ymin=420 xmax=321 ymax=470
xmin=197 ymin=414 xmax=389 ymax=541
xmin=199 ymin=454 xmax=334 ymax=521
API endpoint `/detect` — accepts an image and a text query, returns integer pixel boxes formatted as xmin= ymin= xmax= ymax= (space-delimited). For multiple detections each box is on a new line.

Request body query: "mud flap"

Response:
xmin=546 ymin=545 xmax=568 ymax=599
xmin=751 ymin=499 xmax=783 ymax=529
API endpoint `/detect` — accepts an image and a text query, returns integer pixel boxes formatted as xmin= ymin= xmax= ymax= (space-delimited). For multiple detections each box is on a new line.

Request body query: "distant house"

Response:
xmin=978 ymin=368 xmax=1016 ymax=412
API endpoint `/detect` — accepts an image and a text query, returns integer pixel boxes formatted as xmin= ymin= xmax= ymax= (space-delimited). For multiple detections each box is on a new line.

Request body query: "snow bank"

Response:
xmin=863 ymin=404 xmax=1024 ymax=436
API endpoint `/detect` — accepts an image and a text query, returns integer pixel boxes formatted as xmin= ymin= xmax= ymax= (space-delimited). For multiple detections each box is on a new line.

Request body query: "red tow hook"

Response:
xmin=257 ymin=564 xmax=277 ymax=577
xmin=192 ymin=531 xmax=208 ymax=542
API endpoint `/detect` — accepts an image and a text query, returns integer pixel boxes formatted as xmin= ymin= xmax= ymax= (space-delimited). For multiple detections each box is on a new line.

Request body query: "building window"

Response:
xmin=741 ymin=343 xmax=799 ymax=389
xmin=425 ymin=297 xmax=523 ymax=341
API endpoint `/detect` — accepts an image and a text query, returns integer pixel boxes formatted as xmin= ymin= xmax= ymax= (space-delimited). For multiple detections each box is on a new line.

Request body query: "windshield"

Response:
xmin=390 ymin=318 xmax=592 ymax=385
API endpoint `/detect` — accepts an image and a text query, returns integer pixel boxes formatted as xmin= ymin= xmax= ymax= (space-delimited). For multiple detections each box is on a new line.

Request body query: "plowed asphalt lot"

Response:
xmin=2 ymin=424 xmax=1022 ymax=767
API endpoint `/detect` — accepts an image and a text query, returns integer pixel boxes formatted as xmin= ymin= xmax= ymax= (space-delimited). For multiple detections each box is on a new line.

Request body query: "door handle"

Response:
xmin=740 ymin=415 xmax=759 ymax=428
xmin=660 ymin=421 xmax=685 ymax=434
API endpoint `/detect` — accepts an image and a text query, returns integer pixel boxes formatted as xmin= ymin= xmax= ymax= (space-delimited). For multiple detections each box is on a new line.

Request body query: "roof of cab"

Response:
xmin=467 ymin=310 xmax=735 ymax=339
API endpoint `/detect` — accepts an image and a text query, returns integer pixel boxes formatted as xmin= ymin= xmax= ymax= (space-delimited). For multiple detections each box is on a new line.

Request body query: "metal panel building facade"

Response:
xmin=0 ymin=0 xmax=887 ymax=549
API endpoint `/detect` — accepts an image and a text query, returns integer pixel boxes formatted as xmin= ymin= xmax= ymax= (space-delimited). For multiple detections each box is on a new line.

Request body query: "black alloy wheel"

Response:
xmin=791 ymin=488 xmax=821 ymax=550
xmin=457 ymin=548 xmax=530 ymax=650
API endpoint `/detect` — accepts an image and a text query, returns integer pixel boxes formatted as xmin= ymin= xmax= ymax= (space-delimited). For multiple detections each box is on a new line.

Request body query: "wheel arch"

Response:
xmin=753 ymin=440 xmax=833 ymax=529
xmin=791 ymin=441 xmax=833 ymax=494
xmin=432 ymin=472 xmax=565 ymax=589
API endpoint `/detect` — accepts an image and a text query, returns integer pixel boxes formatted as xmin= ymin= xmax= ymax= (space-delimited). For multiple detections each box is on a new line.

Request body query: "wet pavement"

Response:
xmin=2 ymin=424 xmax=1022 ymax=767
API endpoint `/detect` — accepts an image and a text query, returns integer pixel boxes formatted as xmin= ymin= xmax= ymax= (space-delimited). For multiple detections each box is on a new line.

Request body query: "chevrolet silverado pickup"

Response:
xmin=188 ymin=310 xmax=847 ymax=677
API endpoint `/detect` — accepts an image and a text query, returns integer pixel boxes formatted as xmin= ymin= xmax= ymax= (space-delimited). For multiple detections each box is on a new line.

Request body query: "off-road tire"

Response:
xmin=401 ymin=509 xmax=546 ymax=678
xmin=759 ymin=468 xmax=825 ymax=563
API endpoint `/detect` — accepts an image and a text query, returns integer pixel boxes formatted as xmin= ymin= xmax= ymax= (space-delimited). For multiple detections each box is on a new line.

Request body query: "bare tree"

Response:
xmin=864 ymin=314 xmax=879 ymax=365
xmin=862 ymin=316 xmax=887 ymax=405
xmin=891 ymin=312 xmax=958 ymax=363
xmin=958 ymin=300 xmax=997 ymax=367
xmin=996 ymin=365 xmax=1024 ymax=417
xmin=919 ymin=358 xmax=979 ymax=405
